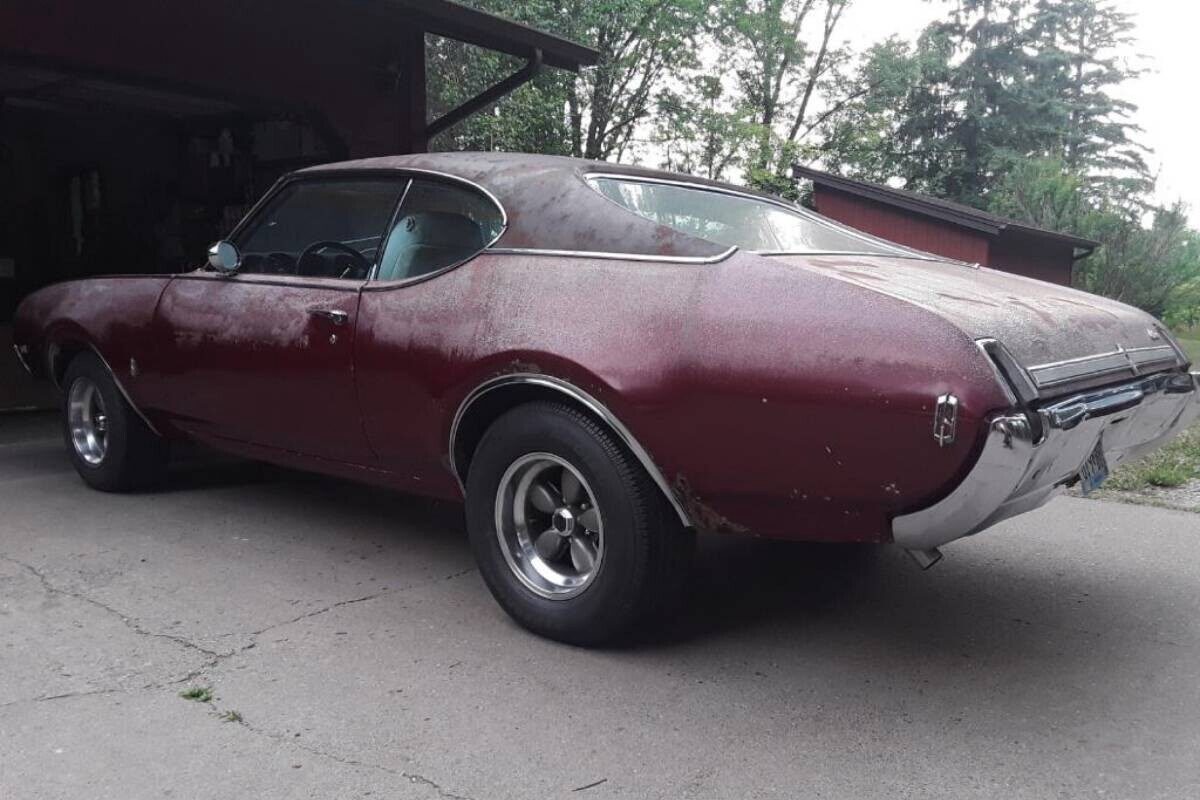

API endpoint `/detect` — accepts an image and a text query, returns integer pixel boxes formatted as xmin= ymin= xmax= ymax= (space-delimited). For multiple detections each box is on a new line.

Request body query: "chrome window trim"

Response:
xmin=363 ymin=169 xmax=509 ymax=288
xmin=448 ymin=373 xmax=692 ymax=528
xmin=485 ymin=246 xmax=737 ymax=265
xmin=584 ymin=171 xmax=928 ymax=259
xmin=756 ymin=250 xmax=947 ymax=263
xmin=215 ymin=168 xmax=509 ymax=287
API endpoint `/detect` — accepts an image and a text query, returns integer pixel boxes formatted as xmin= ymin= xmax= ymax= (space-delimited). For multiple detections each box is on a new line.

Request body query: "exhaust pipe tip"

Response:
xmin=905 ymin=547 xmax=943 ymax=570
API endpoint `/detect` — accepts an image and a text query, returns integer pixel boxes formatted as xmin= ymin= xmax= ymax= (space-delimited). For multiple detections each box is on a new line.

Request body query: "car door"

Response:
xmin=149 ymin=175 xmax=409 ymax=464
xmin=354 ymin=176 xmax=507 ymax=483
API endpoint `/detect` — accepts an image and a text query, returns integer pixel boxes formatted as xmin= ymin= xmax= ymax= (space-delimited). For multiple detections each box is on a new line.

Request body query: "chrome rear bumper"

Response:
xmin=893 ymin=370 xmax=1200 ymax=551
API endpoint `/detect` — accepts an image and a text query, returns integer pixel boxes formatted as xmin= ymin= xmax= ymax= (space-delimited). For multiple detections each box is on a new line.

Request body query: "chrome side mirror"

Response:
xmin=206 ymin=240 xmax=241 ymax=274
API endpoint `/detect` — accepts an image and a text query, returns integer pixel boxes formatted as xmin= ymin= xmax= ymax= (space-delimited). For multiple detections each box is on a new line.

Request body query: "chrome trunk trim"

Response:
xmin=894 ymin=370 xmax=1200 ymax=551
xmin=1026 ymin=345 xmax=1181 ymax=390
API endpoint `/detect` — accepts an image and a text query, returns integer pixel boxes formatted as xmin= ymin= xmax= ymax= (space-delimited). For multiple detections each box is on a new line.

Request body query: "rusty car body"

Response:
xmin=13 ymin=152 xmax=1200 ymax=642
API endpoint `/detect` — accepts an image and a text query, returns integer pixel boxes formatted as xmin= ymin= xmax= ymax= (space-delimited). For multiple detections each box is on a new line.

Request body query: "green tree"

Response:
xmin=433 ymin=0 xmax=708 ymax=161
xmin=654 ymin=78 xmax=756 ymax=180
xmin=713 ymin=0 xmax=853 ymax=192
xmin=1075 ymin=203 xmax=1200 ymax=319
xmin=1027 ymin=0 xmax=1150 ymax=196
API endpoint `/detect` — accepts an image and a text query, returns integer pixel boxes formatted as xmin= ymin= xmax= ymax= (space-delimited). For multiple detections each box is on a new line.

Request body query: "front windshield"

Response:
xmin=588 ymin=176 xmax=910 ymax=256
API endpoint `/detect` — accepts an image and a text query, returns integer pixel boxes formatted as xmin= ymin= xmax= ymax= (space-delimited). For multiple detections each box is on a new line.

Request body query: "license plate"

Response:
xmin=1079 ymin=438 xmax=1110 ymax=495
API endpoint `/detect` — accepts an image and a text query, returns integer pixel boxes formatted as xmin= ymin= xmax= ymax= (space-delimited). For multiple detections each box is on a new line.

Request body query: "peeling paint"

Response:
xmin=671 ymin=475 xmax=750 ymax=536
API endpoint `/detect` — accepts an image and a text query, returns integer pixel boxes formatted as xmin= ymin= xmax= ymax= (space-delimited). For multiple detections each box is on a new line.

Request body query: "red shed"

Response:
xmin=792 ymin=166 xmax=1097 ymax=286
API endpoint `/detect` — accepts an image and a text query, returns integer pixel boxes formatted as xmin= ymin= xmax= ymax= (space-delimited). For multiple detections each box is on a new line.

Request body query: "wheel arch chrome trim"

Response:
xmin=449 ymin=373 xmax=692 ymax=528
xmin=11 ymin=343 xmax=33 ymax=375
xmin=50 ymin=340 xmax=162 ymax=437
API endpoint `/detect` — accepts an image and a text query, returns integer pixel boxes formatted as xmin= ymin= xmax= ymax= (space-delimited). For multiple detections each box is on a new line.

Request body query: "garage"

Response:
xmin=0 ymin=0 xmax=596 ymax=408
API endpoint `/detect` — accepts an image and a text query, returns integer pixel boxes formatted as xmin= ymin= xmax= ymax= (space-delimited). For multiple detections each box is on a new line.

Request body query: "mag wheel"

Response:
xmin=494 ymin=452 xmax=605 ymax=599
xmin=67 ymin=375 xmax=109 ymax=466
xmin=62 ymin=352 xmax=168 ymax=492
xmin=465 ymin=401 xmax=694 ymax=645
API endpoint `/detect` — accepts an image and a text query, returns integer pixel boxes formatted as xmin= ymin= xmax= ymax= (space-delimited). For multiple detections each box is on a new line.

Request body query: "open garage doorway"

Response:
xmin=0 ymin=63 xmax=341 ymax=407
xmin=0 ymin=1 xmax=597 ymax=410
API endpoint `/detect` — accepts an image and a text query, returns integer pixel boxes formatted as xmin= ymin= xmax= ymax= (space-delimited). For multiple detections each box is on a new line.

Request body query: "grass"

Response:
xmin=1175 ymin=335 xmax=1200 ymax=365
xmin=221 ymin=710 xmax=243 ymax=723
xmin=1103 ymin=423 xmax=1200 ymax=491
xmin=179 ymin=686 xmax=213 ymax=703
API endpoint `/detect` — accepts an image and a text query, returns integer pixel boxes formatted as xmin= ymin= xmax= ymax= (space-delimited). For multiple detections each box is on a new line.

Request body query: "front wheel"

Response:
xmin=62 ymin=352 xmax=168 ymax=492
xmin=465 ymin=401 xmax=694 ymax=645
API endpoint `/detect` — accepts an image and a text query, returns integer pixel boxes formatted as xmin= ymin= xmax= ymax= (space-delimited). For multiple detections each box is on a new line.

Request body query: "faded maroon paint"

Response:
xmin=144 ymin=274 xmax=375 ymax=464
xmin=11 ymin=251 xmax=1006 ymax=542
xmin=349 ymin=247 xmax=1007 ymax=542
xmin=814 ymin=187 xmax=991 ymax=265
xmin=11 ymin=276 xmax=172 ymax=390
xmin=812 ymin=186 xmax=1075 ymax=286
xmin=4 ymin=0 xmax=415 ymax=155
xmin=13 ymin=153 xmax=1168 ymax=543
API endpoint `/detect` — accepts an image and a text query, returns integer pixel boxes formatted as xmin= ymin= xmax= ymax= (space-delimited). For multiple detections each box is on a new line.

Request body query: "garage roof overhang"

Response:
xmin=386 ymin=0 xmax=598 ymax=71
xmin=0 ymin=0 xmax=598 ymax=152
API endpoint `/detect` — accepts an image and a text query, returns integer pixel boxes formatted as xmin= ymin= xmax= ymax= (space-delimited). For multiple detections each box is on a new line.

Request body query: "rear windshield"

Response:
xmin=587 ymin=176 xmax=910 ymax=256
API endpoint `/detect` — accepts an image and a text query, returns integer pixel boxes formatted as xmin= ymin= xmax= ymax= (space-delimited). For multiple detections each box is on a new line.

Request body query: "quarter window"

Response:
xmin=235 ymin=178 xmax=406 ymax=279
xmin=374 ymin=179 xmax=504 ymax=282
xmin=588 ymin=176 xmax=907 ymax=256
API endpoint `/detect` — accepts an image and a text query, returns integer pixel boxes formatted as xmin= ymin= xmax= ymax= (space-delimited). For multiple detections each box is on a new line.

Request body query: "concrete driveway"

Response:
xmin=2 ymin=412 xmax=1199 ymax=800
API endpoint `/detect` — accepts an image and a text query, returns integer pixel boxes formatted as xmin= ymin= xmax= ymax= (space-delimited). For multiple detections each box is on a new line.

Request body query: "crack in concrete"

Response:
xmin=1 ymin=556 xmax=480 ymax=708
xmin=225 ymin=566 xmax=479 ymax=641
xmin=1 ymin=554 xmax=228 ymax=660
xmin=0 ymin=686 xmax=125 ymax=710
xmin=221 ymin=712 xmax=477 ymax=800
xmin=245 ymin=592 xmax=390 ymax=638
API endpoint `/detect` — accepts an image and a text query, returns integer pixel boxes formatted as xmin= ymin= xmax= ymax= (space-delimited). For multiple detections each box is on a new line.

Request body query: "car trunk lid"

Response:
xmin=776 ymin=253 xmax=1185 ymax=399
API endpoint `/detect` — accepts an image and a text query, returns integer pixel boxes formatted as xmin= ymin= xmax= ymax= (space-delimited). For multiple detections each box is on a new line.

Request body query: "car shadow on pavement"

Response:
xmin=11 ymin=422 xmax=1173 ymax=675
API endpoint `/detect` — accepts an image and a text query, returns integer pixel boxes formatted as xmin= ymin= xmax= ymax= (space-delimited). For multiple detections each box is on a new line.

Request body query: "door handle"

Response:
xmin=309 ymin=308 xmax=349 ymax=326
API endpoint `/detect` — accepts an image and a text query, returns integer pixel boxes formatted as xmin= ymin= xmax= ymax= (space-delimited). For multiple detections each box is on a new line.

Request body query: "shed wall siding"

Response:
xmin=814 ymin=187 xmax=990 ymax=265
xmin=988 ymin=233 xmax=1073 ymax=286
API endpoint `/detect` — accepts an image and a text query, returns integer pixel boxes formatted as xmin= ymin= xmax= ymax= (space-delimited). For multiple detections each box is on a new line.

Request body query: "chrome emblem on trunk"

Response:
xmin=933 ymin=394 xmax=959 ymax=447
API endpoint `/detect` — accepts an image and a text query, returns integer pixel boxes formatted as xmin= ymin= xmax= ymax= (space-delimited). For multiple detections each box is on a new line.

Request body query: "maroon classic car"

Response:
xmin=12 ymin=153 xmax=1200 ymax=643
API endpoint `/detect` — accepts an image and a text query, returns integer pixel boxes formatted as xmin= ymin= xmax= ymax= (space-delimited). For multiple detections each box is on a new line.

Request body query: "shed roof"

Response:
xmin=389 ymin=0 xmax=599 ymax=70
xmin=792 ymin=165 xmax=1098 ymax=251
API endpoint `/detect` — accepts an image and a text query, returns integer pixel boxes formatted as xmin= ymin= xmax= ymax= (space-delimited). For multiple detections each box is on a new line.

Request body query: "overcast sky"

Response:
xmin=836 ymin=0 xmax=1200 ymax=213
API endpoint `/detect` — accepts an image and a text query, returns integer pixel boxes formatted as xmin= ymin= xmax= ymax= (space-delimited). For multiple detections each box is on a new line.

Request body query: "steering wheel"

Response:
xmin=296 ymin=240 xmax=371 ymax=279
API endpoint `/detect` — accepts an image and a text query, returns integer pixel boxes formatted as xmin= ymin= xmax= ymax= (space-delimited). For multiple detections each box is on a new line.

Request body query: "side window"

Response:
xmin=374 ymin=179 xmax=504 ymax=282
xmin=234 ymin=178 xmax=405 ymax=279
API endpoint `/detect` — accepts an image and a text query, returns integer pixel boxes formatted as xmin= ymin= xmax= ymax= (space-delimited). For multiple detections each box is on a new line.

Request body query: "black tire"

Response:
xmin=61 ymin=352 xmax=169 ymax=492
xmin=465 ymin=401 xmax=694 ymax=645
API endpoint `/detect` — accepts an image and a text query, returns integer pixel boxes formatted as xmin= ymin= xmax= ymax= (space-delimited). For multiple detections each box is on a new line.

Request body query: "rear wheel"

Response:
xmin=465 ymin=401 xmax=694 ymax=645
xmin=62 ymin=352 xmax=168 ymax=491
